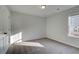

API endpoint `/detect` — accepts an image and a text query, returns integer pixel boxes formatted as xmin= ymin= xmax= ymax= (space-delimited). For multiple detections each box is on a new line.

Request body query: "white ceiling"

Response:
xmin=7 ymin=5 xmax=76 ymax=17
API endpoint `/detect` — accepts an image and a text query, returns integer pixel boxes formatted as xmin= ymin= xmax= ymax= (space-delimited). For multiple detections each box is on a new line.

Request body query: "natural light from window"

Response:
xmin=68 ymin=15 xmax=79 ymax=38
xmin=10 ymin=32 xmax=22 ymax=44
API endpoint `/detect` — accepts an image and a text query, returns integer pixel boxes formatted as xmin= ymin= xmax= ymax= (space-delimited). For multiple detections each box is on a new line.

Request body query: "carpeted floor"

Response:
xmin=6 ymin=38 xmax=79 ymax=54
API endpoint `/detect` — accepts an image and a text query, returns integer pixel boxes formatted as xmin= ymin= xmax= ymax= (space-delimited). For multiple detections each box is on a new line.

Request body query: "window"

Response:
xmin=68 ymin=15 xmax=79 ymax=38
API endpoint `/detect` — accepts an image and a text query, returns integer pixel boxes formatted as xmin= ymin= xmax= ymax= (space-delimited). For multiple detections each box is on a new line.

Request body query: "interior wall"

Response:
xmin=47 ymin=6 xmax=79 ymax=48
xmin=0 ymin=6 xmax=10 ymax=53
xmin=0 ymin=6 xmax=10 ymax=34
xmin=10 ymin=12 xmax=46 ymax=41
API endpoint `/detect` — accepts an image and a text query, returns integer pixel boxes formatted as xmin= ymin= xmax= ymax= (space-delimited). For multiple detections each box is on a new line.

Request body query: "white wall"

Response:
xmin=47 ymin=6 xmax=79 ymax=48
xmin=0 ymin=6 xmax=10 ymax=34
xmin=0 ymin=6 xmax=10 ymax=53
xmin=10 ymin=12 xmax=46 ymax=41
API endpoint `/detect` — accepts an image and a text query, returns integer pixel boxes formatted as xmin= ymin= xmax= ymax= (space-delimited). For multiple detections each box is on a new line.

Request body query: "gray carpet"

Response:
xmin=6 ymin=38 xmax=79 ymax=54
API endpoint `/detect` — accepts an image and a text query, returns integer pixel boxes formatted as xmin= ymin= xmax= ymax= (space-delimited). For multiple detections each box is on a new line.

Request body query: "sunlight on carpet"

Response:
xmin=15 ymin=42 xmax=44 ymax=47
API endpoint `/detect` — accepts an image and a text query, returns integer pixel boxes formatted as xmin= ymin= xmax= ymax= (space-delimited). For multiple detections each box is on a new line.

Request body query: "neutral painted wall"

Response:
xmin=10 ymin=12 xmax=46 ymax=41
xmin=47 ymin=6 xmax=79 ymax=48
xmin=0 ymin=6 xmax=10 ymax=53
xmin=0 ymin=6 xmax=10 ymax=34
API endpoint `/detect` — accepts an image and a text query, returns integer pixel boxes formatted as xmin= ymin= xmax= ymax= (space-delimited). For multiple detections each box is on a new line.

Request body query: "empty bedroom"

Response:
xmin=0 ymin=5 xmax=79 ymax=54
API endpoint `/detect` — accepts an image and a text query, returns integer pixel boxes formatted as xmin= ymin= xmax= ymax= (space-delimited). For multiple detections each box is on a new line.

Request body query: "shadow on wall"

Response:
xmin=10 ymin=32 xmax=22 ymax=44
